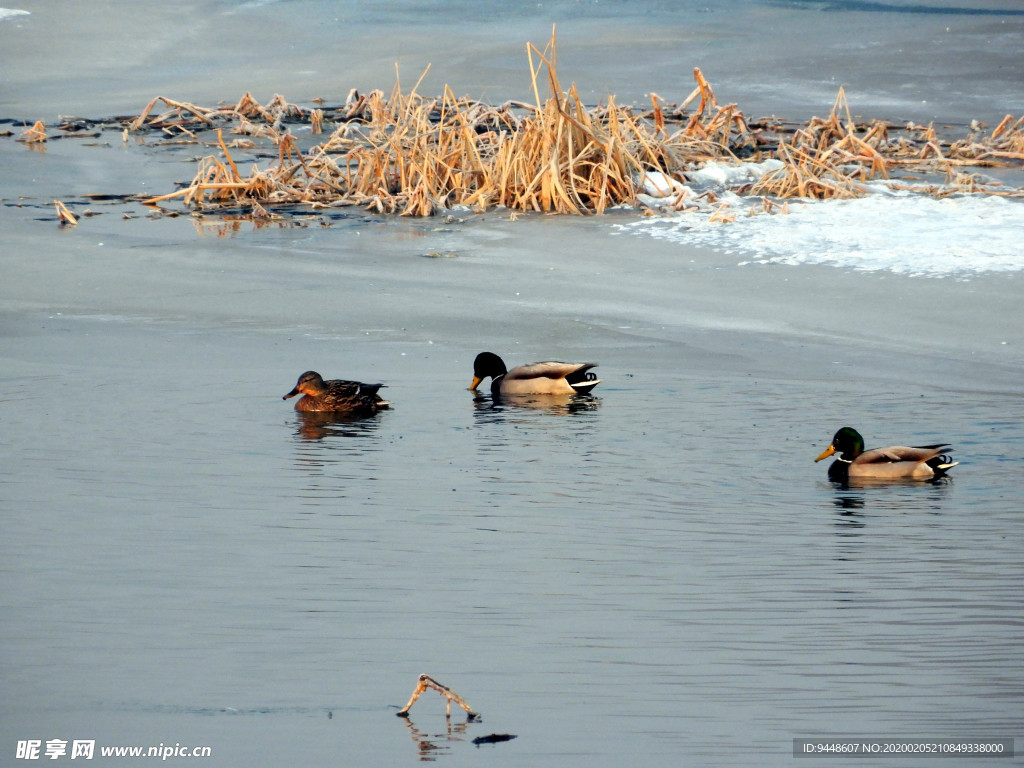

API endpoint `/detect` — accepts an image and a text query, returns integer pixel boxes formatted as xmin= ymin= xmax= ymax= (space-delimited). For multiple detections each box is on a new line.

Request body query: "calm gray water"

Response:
xmin=2 ymin=1 xmax=1023 ymax=766
xmin=3 ymin=216 xmax=1022 ymax=767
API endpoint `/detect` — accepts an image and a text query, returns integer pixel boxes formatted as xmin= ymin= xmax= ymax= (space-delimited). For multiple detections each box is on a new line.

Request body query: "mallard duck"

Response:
xmin=283 ymin=370 xmax=389 ymax=414
xmin=815 ymin=426 xmax=957 ymax=481
xmin=469 ymin=352 xmax=600 ymax=395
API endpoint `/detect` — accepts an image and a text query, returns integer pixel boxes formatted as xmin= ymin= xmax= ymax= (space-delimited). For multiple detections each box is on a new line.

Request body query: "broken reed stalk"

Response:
xmin=396 ymin=675 xmax=479 ymax=719
xmin=53 ymin=200 xmax=78 ymax=226
xmin=19 ymin=120 xmax=47 ymax=143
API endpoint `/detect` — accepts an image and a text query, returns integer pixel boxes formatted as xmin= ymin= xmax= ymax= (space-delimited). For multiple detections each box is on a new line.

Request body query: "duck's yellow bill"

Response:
xmin=469 ymin=376 xmax=482 ymax=390
xmin=814 ymin=444 xmax=837 ymax=462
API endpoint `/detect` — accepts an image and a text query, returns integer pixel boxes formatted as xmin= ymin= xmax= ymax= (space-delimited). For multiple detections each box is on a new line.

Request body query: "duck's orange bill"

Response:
xmin=814 ymin=444 xmax=837 ymax=462
xmin=469 ymin=376 xmax=482 ymax=390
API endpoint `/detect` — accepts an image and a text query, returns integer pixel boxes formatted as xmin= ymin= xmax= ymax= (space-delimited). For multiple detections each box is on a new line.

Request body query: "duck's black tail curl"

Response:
xmin=928 ymin=453 xmax=959 ymax=477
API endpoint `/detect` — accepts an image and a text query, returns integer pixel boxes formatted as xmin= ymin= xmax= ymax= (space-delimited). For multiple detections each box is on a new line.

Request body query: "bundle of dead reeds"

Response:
xmin=752 ymin=95 xmax=1024 ymax=201
xmin=749 ymin=89 xmax=885 ymax=200
xmin=946 ymin=114 xmax=1024 ymax=165
xmin=137 ymin=33 xmax=760 ymax=216
xmin=122 ymin=30 xmax=1023 ymax=218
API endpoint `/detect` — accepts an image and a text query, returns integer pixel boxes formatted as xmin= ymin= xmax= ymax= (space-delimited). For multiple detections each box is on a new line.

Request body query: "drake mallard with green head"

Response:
xmin=283 ymin=371 xmax=389 ymax=414
xmin=815 ymin=426 xmax=957 ymax=481
xmin=469 ymin=352 xmax=600 ymax=395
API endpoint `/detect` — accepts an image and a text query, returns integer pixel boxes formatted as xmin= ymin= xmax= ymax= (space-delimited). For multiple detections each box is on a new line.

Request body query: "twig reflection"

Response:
xmin=400 ymin=715 xmax=472 ymax=762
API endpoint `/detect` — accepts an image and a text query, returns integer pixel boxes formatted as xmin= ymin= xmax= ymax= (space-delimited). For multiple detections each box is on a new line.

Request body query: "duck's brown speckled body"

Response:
xmin=283 ymin=371 xmax=389 ymax=414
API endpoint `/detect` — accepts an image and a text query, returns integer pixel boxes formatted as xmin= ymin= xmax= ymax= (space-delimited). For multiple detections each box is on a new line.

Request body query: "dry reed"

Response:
xmin=19 ymin=120 xmax=47 ymax=144
xmin=53 ymin=200 xmax=78 ymax=226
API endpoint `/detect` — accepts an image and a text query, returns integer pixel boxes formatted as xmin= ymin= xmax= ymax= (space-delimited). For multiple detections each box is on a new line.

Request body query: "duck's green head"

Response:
xmin=470 ymin=352 xmax=507 ymax=390
xmin=815 ymin=426 xmax=865 ymax=462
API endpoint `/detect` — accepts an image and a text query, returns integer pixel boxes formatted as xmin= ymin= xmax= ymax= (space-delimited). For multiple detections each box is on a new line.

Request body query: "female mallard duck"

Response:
xmin=815 ymin=426 xmax=957 ymax=481
xmin=283 ymin=370 xmax=389 ymax=414
xmin=469 ymin=352 xmax=600 ymax=395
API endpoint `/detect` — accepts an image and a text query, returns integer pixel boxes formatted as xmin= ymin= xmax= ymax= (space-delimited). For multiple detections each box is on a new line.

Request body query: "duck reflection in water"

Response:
xmin=830 ymin=473 xmax=955 ymax=492
xmin=828 ymin=473 xmax=954 ymax=523
xmin=472 ymin=390 xmax=601 ymax=419
xmin=293 ymin=410 xmax=384 ymax=441
xmin=832 ymin=492 xmax=866 ymax=512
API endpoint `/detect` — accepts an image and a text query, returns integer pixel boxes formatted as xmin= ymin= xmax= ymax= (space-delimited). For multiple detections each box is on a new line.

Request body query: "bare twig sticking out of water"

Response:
xmin=396 ymin=674 xmax=479 ymax=720
xmin=53 ymin=200 xmax=77 ymax=226
xmin=18 ymin=120 xmax=47 ymax=144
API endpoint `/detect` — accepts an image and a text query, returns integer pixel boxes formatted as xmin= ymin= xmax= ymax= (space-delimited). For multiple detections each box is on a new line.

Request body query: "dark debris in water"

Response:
xmin=472 ymin=733 xmax=517 ymax=746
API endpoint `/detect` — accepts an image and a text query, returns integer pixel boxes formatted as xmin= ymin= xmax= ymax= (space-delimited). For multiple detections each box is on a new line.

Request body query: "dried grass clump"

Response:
xmin=124 ymin=31 xmax=1022 ymax=218
xmin=144 ymin=130 xmax=303 ymax=208
xmin=129 ymin=92 xmax=304 ymax=137
xmin=670 ymin=68 xmax=756 ymax=158
xmin=946 ymin=114 xmax=1024 ymax=164
xmin=751 ymin=89 xmax=886 ymax=200
xmin=138 ymin=32 xmax=759 ymax=216
xmin=751 ymin=96 xmax=1024 ymax=201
